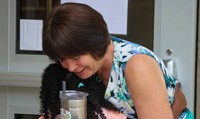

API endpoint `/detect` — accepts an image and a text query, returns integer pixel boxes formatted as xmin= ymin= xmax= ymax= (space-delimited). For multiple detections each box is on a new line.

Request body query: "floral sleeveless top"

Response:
xmin=104 ymin=36 xmax=193 ymax=119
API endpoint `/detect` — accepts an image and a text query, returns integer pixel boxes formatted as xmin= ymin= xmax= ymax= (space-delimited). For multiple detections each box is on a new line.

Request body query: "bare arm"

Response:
xmin=125 ymin=54 xmax=174 ymax=119
xmin=171 ymin=83 xmax=187 ymax=119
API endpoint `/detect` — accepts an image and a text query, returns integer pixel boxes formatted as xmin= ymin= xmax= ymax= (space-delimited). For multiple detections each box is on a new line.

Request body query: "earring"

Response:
xmin=96 ymin=76 xmax=102 ymax=82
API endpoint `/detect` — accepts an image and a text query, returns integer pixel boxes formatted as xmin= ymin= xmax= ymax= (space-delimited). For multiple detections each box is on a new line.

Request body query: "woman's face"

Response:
xmin=60 ymin=53 xmax=102 ymax=79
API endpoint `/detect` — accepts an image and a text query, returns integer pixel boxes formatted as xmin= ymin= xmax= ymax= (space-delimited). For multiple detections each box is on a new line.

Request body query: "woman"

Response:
xmin=42 ymin=2 xmax=193 ymax=119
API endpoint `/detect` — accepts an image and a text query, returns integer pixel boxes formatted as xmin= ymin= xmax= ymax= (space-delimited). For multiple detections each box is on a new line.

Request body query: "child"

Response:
xmin=39 ymin=63 xmax=126 ymax=119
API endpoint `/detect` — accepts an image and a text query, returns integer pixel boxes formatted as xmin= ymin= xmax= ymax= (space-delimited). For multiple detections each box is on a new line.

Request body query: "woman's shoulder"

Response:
xmin=111 ymin=36 xmax=159 ymax=63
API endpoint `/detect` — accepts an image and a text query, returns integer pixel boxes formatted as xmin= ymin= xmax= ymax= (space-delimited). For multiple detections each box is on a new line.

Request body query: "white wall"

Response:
xmin=0 ymin=0 xmax=9 ymax=72
xmin=0 ymin=87 xmax=40 ymax=119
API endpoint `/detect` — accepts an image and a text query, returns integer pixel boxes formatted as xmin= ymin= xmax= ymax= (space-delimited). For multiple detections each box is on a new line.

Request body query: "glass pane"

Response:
xmin=15 ymin=114 xmax=40 ymax=119
xmin=18 ymin=0 xmax=60 ymax=19
xmin=114 ymin=0 xmax=154 ymax=50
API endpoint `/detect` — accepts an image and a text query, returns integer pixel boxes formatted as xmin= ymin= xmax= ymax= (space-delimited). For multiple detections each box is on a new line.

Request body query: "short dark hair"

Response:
xmin=42 ymin=3 xmax=110 ymax=61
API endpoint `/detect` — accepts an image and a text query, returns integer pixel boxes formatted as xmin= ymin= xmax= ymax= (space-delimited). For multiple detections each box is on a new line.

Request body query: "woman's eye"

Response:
xmin=58 ymin=58 xmax=64 ymax=62
xmin=74 ymin=56 xmax=80 ymax=60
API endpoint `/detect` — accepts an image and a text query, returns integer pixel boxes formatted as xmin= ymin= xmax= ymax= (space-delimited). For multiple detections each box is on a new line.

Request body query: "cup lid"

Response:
xmin=60 ymin=90 xmax=88 ymax=100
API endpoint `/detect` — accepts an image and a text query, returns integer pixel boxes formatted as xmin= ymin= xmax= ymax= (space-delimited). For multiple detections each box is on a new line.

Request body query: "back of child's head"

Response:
xmin=40 ymin=63 xmax=118 ymax=119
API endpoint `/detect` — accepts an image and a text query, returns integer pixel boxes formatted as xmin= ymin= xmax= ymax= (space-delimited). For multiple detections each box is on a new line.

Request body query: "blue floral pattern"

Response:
xmin=104 ymin=36 xmax=193 ymax=119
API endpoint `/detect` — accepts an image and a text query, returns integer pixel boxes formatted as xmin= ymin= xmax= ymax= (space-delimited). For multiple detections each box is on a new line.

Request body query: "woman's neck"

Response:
xmin=97 ymin=40 xmax=114 ymax=86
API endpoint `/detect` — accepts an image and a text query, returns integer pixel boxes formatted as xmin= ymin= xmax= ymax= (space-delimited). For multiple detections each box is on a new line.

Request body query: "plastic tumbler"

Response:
xmin=60 ymin=90 xmax=88 ymax=119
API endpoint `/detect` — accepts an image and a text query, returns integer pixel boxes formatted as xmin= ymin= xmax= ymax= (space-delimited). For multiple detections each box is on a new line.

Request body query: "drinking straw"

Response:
xmin=62 ymin=81 xmax=66 ymax=94
xmin=61 ymin=81 xmax=66 ymax=109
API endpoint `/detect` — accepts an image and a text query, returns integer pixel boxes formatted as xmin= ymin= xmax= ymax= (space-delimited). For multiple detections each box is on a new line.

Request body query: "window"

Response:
xmin=16 ymin=0 xmax=154 ymax=55
xmin=16 ymin=0 xmax=60 ymax=54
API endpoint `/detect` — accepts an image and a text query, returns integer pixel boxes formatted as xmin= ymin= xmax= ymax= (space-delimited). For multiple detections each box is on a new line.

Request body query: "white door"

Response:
xmin=154 ymin=0 xmax=197 ymax=113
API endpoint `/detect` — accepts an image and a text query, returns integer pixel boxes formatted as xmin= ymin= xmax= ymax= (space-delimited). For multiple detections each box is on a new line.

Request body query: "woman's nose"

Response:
xmin=60 ymin=59 xmax=77 ymax=72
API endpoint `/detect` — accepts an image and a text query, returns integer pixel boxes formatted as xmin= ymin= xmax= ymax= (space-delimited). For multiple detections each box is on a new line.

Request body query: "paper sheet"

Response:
xmin=61 ymin=0 xmax=128 ymax=34
xmin=20 ymin=19 xmax=43 ymax=51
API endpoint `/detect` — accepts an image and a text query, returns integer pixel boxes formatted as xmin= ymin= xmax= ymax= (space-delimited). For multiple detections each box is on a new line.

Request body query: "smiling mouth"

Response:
xmin=76 ymin=68 xmax=85 ymax=74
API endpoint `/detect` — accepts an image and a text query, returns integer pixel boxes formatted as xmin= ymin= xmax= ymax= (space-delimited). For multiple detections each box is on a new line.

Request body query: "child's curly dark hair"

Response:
xmin=39 ymin=63 xmax=118 ymax=119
